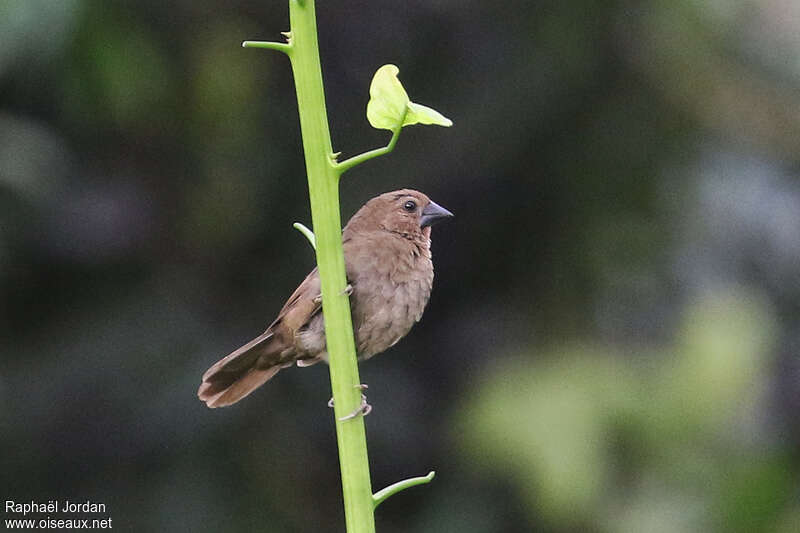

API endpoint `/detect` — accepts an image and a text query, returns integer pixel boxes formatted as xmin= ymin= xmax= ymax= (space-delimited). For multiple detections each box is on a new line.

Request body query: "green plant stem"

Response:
xmin=335 ymin=126 xmax=402 ymax=175
xmin=285 ymin=1 xmax=375 ymax=532
xmin=248 ymin=2 xmax=438 ymax=529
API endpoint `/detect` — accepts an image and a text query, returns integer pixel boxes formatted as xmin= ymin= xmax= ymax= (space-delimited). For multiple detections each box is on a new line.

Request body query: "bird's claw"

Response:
xmin=313 ymin=284 xmax=350 ymax=304
xmin=328 ymin=384 xmax=371 ymax=420
xmin=339 ymin=394 xmax=372 ymax=421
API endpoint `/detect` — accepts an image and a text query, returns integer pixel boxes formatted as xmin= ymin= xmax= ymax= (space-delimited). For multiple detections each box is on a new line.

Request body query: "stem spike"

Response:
xmin=242 ymin=40 xmax=292 ymax=55
xmin=292 ymin=222 xmax=316 ymax=250
xmin=372 ymin=471 xmax=436 ymax=509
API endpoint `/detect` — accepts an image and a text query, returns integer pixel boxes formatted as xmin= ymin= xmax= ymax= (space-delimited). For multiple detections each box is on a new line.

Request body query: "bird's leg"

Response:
xmin=328 ymin=384 xmax=371 ymax=420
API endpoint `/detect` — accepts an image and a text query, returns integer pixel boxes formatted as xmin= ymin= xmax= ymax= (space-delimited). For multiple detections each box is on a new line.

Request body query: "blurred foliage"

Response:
xmin=1 ymin=1 xmax=799 ymax=532
xmin=458 ymin=289 xmax=792 ymax=532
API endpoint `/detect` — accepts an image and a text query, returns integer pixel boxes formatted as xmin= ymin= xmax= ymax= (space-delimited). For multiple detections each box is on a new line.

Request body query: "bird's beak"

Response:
xmin=420 ymin=201 xmax=454 ymax=228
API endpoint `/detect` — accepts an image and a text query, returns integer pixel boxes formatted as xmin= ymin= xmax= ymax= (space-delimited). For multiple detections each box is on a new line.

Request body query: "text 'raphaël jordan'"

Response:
xmin=5 ymin=500 xmax=107 ymax=515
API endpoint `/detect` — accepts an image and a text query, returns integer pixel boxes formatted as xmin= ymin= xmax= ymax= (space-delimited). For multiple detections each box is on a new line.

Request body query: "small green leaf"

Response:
xmin=366 ymin=65 xmax=409 ymax=130
xmin=405 ymin=102 xmax=453 ymax=127
xmin=366 ymin=64 xmax=452 ymax=130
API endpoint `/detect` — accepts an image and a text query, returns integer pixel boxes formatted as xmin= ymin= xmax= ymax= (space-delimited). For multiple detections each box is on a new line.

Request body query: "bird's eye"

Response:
xmin=403 ymin=200 xmax=417 ymax=212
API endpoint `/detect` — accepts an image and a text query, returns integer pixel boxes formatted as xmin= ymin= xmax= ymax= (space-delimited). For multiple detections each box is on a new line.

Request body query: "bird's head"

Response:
xmin=346 ymin=189 xmax=454 ymax=241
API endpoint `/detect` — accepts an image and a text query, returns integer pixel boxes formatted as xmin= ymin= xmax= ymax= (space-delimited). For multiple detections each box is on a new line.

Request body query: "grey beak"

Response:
xmin=420 ymin=200 xmax=454 ymax=228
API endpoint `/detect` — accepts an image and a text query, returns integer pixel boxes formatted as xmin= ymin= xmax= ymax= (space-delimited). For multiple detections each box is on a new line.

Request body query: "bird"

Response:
xmin=198 ymin=189 xmax=453 ymax=408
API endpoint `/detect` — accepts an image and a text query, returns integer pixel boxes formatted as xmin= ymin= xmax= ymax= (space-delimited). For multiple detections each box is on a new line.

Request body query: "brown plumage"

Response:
xmin=198 ymin=189 xmax=453 ymax=408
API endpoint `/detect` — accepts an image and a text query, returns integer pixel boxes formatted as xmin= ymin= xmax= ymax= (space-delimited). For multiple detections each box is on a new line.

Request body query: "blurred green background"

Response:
xmin=2 ymin=1 xmax=799 ymax=531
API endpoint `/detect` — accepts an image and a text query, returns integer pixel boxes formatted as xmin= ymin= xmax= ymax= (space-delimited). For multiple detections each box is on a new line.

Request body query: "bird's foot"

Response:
xmin=327 ymin=384 xmax=371 ymax=420
xmin=313 ymin=284 xmax=351 ymax=304
xmin=339 ymin=394 xmax=372 ymax=421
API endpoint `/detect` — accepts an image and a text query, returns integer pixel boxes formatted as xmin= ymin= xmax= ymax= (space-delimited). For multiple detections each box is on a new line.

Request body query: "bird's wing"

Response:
xmin=272 ymin=266 xmax=323 ymax=333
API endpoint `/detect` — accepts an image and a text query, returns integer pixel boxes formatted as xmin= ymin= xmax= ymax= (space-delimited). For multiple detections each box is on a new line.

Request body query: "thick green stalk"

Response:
xmin=285 ymin=1 xmax=375 ymax=532
xmin=245 ymin=2 xmax=441 ymax=528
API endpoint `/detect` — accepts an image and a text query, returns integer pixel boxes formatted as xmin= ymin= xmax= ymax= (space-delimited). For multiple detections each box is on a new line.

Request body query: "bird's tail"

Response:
xmin=198 ymin=331 xmax=286 ymax=408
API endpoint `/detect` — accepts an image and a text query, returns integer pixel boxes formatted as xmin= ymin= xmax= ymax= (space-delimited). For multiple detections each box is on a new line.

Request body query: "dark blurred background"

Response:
xmin=2 ymin=1 xmax=800 ymax=531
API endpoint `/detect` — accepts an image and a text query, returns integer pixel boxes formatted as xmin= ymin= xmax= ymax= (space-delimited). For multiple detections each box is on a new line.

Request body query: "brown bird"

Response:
xmin=198 ymin=189 xmax=453 ymax=408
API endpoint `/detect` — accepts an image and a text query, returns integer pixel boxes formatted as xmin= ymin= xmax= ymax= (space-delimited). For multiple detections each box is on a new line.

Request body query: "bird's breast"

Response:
xmin=347 ymin=241 xmax=434 ymax=360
